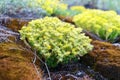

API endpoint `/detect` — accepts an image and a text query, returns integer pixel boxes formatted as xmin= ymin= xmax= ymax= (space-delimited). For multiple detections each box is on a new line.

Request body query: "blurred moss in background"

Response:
xmin=61 ymin=0 xmax=120 ymax=14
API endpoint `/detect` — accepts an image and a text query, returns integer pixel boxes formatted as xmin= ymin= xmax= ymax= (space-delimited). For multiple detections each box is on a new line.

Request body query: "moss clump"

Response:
xmin=0 ymin=42 xmax=42 ymax=80
xmin=73 ymin=9 xmax=120 ymax=42
xmin=19 ymin=17 xmax=93 ymax=68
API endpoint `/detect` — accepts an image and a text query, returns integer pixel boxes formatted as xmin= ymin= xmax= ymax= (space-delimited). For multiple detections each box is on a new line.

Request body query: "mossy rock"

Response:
xmin=82 ymin=40 xmax=120 ymax=80
xmin=0 ymin=42 xmax=42 ymax=80
xmin=0 ymin=17 xmax=29 ymax=32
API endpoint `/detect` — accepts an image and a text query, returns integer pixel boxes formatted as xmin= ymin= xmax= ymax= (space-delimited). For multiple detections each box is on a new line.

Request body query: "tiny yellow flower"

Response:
xmin=108 ymin=28 xmax=113 ymax=33
xmin=64 ymin=51 xmax=70 ymax=56
xmin=70 ymin=6 xmax=86 ymax=12
xmin=47 ymin=45 xmax=51 ymax=50
xmin=43 ymin=36 xmax=47 ymax=39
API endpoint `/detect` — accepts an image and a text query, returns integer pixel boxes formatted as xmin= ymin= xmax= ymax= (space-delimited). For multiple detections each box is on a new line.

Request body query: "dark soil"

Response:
xmin=44 ymin=61 xmax=107 ymax=80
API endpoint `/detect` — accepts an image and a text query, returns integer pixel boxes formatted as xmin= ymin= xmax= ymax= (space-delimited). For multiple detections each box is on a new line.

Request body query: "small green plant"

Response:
xmin=70 ymin=6 xmax=86 ymax=13
xmin=73 ymin=9 xmax=120 ymax=42
xmin=54 ymin=6 xmax=86 ymax=17
xmin=19 ymin=17 xmax=93 ymax=68
xmin=36 ymin=0 xmax=67 ymax=15
xmin=54 ymin=8 xmax=80 ymax=17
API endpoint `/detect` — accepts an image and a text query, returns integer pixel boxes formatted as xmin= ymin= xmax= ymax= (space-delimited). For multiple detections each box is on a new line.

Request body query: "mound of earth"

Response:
xmin=82 ymin=40 xmax=120 ymax=80
xmin=0 ymin=42 xmax=42 ymax=80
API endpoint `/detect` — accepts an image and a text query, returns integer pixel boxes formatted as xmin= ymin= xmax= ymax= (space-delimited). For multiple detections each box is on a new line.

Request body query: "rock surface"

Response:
xmin=82 ymin=40 xmax=120 ymax=80
xmin=0 ymin=16 xmax=29 ymax=31
xmin=0 ymin=25 xmax=19 ymax=43
xmin=57 ymin=16 xmax=73 ymax=24
xmin=0 ymin=42 xmax=42 ymax=80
